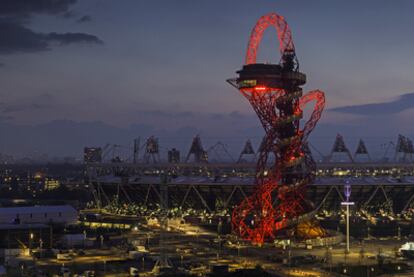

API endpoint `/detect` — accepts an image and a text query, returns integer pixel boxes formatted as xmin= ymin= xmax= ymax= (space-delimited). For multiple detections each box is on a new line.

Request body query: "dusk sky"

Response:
xmin=1 ymin=0 xmax=414 ymax=158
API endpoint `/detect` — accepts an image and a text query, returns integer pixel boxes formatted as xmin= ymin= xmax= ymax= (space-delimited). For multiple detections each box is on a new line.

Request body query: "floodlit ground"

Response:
xmin=11 ymin=220 xmax=414 ymax=276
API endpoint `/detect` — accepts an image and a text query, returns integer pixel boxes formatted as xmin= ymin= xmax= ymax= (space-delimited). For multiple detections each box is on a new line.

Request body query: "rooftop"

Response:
xmin=0 ymin=205 xmax=76 ymax=215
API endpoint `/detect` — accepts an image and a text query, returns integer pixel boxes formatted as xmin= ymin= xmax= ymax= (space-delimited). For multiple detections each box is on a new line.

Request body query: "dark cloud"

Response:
xmin=0 ymin=21 xmax=49 ymax=53
xmin=0 ymin=0 xmax=102 ymax=55
xmin=330 ymin=93 xmax=414 ymax=115
xmin=77 ymin=15 xmax=92 ymax=23
xmin=0 ymin=21 xmax=102 ymax=54
xmin=0 ymin=0 xmax=76 ymax=17
xmin=46 ymin=32 xmax=102 ymax=45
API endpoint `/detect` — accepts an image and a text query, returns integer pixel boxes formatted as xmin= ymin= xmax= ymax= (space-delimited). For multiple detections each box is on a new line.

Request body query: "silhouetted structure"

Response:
xmin=354 ymin=139 xmax=371 ymax=162
xmin=84 ymin=147 xmax=102 ymax=163
xmin=185 ymin=135 xmax=208 ymax=163
xmin=143 ymin=136 xmax=160 ymax=164
xmin=207 ymin=142 xmax=234 ymax=162
xmin=394 ymin=134 xmax=414 ymax=162
xmin=237 ymin=139 xmax=256 ymax=163
xmin=327 ymin=134 xmax=353 ymax=162
xmin=168 ymin=148 xmax=180 ymax=163
xmin=133 ymin=138 xmax=140 ymax=164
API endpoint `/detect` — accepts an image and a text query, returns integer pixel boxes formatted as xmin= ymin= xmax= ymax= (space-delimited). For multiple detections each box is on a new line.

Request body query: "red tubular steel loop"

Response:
xmin=232 ymin=13 xmax=326 ymax=245
xmin=300 ymin=90 xmax=326 ymax=142
xmin=245 ymin=13 xmax=295 ymax=65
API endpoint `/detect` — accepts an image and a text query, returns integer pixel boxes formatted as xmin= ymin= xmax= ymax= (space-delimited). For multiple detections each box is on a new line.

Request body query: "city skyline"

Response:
xmin=0 ymin=3 xmax=413 ymax=276
xmin=1 ymin=0 xmax=414 ymax=157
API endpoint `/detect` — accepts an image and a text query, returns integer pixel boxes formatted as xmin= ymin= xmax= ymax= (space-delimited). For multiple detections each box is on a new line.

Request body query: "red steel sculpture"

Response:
xmin=227 ymin=13 xmax=325 ymax=245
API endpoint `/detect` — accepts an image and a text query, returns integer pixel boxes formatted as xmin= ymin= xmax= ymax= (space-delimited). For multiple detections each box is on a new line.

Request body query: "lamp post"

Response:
xmin=398 ymin=226 xmax=401 ymax=240
xmin=29 ymin=232 xmax=34 ymax=254
xmin=341 ymin=181 xmax=354 ymax=254
xmin=39 ymin=239 xmax=43 ymax=258
xmin=99 ymin=235 xmax=104 ymax=248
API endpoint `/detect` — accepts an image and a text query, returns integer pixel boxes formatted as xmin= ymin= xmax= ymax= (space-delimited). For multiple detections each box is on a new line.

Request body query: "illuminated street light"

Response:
xmin=341 ymin=181 xmax=354 ymax=254
xmin=29 ymin=232 xmax=34 ymax=254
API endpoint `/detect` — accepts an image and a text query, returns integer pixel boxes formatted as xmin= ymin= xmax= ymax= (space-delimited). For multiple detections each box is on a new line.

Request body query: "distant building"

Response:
xmin=168 ymin=148 xmax=180 ymax=163
xmin=84 ymin=147 xmax=102 ymax=163
xmin=0 ymin=205 xmax=78 ymax=225
xmin=44 ymin=178 xmax=60 ymax=190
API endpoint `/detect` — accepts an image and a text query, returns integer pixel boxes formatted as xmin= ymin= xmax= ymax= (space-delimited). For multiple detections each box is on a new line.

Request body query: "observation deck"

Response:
xmin=235 ymin=63 xmax=306 ymax=89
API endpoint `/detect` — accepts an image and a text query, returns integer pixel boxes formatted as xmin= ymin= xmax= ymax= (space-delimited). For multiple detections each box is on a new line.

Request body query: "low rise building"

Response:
xmin=0 ymin=205 xmax=78 ymax=225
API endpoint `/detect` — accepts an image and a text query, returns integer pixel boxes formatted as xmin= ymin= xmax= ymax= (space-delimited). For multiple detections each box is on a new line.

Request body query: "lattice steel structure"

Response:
xmin=328 ymin=134 xmax=354 ymax=163
xmin=394 ymin=134 xmax=414 ymax=162
xmin=238 ymin=139 xmax=256 ymax=163
xmin=227 ymin=13 xmax=325 ymax=244
xmin=185 ymin=135 xmax=208 ymax=163
xmin=354 ymin=139 xmax=371 ymax=162
xmin=143 ymin=136 xmax=160 ymax=164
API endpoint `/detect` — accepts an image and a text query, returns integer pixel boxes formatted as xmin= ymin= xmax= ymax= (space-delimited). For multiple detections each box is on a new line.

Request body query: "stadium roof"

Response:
xmin=96 ymin=175 xmax=414 ymax=186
